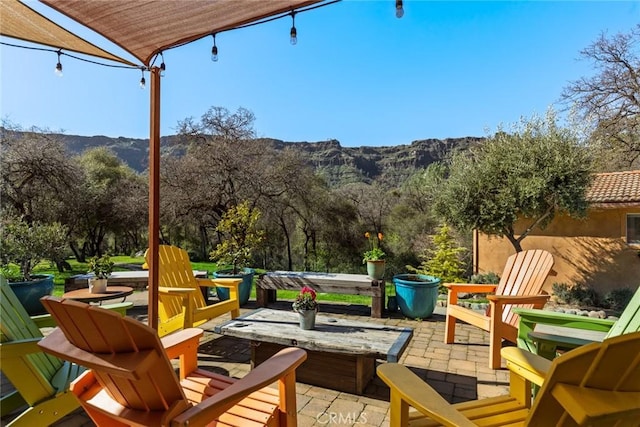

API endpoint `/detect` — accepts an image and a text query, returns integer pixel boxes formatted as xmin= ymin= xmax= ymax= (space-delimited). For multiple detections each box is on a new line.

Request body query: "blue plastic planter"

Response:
xmin=9 ymin=274 xmax=54 ymax=315
xmin=214 ymin=268 xmax=254 ymax=306
xmin=392 ymin=274 xmax=441 ymax=319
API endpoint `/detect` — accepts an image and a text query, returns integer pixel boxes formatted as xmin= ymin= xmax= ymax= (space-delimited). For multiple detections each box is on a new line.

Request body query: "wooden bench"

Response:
xmin=256 ymin=271 xmax=386 ymax=318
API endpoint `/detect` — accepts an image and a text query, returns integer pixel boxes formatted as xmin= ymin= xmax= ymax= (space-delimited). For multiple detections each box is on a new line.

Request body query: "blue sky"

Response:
xmin=1 ymin=1 xmax=638 ymax=147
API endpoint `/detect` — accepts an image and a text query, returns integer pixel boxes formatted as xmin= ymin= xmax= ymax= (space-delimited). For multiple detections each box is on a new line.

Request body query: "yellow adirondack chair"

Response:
xmin=37 ymin=296 xmax=307 ymax=427
xmin=378 ymin=331 xmax=640 ymax=426
xmin=444 ymin=249 xmax=554 ymax=369
xmin=514 ymin=285 xmax=640 ymax=360
xmin=0 ymin=278 xmax=130 ymax=425
xmin=147 ymin=245 xmax=241 ymax=336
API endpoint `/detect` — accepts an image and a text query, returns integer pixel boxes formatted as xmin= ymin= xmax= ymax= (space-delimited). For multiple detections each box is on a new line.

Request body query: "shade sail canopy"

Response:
xmin=41 ymin=0 xmax=327 ymax=66
xmin=1 ymin=0 xmax=137 ymax=66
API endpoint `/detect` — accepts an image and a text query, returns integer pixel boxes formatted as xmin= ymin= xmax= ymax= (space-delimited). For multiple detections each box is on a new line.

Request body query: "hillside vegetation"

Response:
xmin=52 ymin=132 xmax=482 ymax=187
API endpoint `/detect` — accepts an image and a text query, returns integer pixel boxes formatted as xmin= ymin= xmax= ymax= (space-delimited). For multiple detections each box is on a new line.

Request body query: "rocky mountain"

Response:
xmin=25 ymin=131 xmax=484 ymax=187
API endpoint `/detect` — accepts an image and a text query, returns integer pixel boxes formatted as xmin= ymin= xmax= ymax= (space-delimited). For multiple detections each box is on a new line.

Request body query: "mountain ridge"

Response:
xmin=50 ymin=132 xmax=484 ymax=187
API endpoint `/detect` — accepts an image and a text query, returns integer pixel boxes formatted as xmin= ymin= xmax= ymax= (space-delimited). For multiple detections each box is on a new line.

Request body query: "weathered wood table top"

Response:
xmin=214 ymin=308 xmax=413 ymax=362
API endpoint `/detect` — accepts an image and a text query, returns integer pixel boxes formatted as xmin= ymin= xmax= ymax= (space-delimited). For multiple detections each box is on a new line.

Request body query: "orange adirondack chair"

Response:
xmin=37 ymin=296 xmax=307 ymax=427
xmin=378 ymin=331 xmax=640 ymax=426
xmin=444 ymin=249 xmax=554 ymax=369
xmin=148 ymin=245 xmax=241 ymax=336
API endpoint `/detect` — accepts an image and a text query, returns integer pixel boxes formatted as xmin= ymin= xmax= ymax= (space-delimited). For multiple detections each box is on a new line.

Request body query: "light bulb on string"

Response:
xmin=395 ymin=0 xmax=404 ymax=18
xmin=290 ymin=11 xmax=297 ymax=45
xmin=159 ymin=52 xmax=166 ymax=77
xmin=211 ymin=34 xmax=218 ymax=62
xmin=139 ymin=68 xmax=146 ymax=89
xmin=54 ymin=51 xmax=63 ymax=77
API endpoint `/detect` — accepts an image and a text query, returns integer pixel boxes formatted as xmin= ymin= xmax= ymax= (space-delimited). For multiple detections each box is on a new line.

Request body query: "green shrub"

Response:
xmin=407 ymin=224 xmax=467 ymax=293
xmin=603 ymin=287 xmax=635 ymax=312
xmin=552 ymin=282 xmax=600 ymax=307
xmin=470 ymin=272 xmax=500 ymax=284
xmin=551 ymin=282 xmax=572 ymax=304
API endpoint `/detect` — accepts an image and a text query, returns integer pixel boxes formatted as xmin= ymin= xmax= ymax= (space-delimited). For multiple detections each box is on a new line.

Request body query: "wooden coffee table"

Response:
xmin=214 ymin=308 xmax=413 ymax=394
xmin=62 ymin=286 xmax=134 ymax=304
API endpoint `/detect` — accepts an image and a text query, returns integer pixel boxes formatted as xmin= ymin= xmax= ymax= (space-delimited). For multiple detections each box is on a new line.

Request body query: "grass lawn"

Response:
xmin=32 ymin=257 xmax=395 ymax=303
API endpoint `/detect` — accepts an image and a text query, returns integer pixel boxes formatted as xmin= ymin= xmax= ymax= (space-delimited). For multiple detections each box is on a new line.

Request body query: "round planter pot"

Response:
xmin=214 ymin=268 xmax=254 ymax=306
xmin=9 ymin=274 xmax=54 ymax=315
xmin=392 ymin=274 xmax=441 ymax=319
xmin=366 ymin=260 xmax=385 ymax=280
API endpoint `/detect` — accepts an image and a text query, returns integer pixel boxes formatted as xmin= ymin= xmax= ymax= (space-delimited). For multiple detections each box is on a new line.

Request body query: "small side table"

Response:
xmin=62 ymin=286 xmax=134 ymax=304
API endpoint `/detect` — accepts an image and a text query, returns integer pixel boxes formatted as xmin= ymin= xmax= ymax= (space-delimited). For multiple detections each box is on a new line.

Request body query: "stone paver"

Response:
xmin=1 ymin=291 xmax=514 ymax=426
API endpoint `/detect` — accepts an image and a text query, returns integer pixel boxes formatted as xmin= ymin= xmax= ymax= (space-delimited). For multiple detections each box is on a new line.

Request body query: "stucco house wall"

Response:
xmin=474 ymin=171 xmax=640 ymax=296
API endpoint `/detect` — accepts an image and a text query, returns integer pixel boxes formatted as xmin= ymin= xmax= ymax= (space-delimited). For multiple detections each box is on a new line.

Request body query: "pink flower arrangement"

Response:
xmin=292 ymin=286 xmax=319 ymax=311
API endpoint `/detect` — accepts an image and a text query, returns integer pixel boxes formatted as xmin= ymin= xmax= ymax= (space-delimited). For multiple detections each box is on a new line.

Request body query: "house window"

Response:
xmin=628 ymin=214 xmax=640 ymax=245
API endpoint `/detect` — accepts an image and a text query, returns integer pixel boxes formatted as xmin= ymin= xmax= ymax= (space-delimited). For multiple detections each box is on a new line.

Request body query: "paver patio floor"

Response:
xmin=2 ymin=291 xmax=511 ymax=427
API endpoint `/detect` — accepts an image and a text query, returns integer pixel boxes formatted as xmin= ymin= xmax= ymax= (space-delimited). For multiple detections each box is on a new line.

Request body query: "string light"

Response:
xmin=54 ymin=50 xmax=63 ymax=77
xmin=395 ymin=0 xmax=404 ymax=18
xmin=139 ymin=68 xmax=146 ymax=89
xmin=211 ymin=34 xmax=218 ymax=62
xmin=290 ymin=11 xmax=297 ymax=45
xmin=159 ymin=51 xmax=166 ymax=77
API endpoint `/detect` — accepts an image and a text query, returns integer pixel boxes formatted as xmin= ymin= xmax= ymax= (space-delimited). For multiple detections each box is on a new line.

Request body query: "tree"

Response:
xmin=435 ymin=110 xmax=593 ymax=252
xmin=561 ymin=25 xmax=640 ymax=169
xmin=69 ymin=147 xmax=146 ymax=261
xmin=0 ymin=123 xmax=79 ymax=225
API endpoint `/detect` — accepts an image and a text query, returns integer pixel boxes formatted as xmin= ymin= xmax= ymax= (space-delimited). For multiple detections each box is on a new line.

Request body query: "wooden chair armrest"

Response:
xmin=552 ymin=383 xmax=640 ymax=424
xmin=443 ymin=283 xmax=497 ymax=294
xmin=196 ymin=278 xmax=242 ymax=290
xmin=161 ymin=328 xmax=203 ymax=360
xmin=487 ymin=294 xmax=550 ymax=305
xmin=0 ymin=338 xmax=43 ymax=358
xmin=376 ymin=363 xmax=475 ymax=427
xmin=501 ymin=346 xmax=551 ymax=387
xmin=172 ymin=347 xmax=308 ymax=426
xmin=512 ymin=308 xmax=615 ymax=332
xmin=38 ymin=329 xmax=160 ymax=380
xmin=158 ymin=286 xmax=195 ymax=295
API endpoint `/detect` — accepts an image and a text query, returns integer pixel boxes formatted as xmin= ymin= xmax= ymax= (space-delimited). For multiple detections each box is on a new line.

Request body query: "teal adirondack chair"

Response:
xmin=0 ymin=277 xmax=131 ymax=425
xmin=514 ymin=286 xmax=640 ymax=360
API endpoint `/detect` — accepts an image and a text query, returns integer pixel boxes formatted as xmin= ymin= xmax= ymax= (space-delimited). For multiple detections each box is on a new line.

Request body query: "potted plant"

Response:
xmin=210 ymin=201 xmax=265 ymax=305
xmin=87 ymin=254 xmax=114 ymax=293
xmin=362 ymin=231 xmax=386 ymax=280
xmin=0 ymin=216 xmax=68 ymax=315
xmin=394 ymin=224 xmax=465 ymax=319
xmin=292 ymin=286 xmax=319 ymax=330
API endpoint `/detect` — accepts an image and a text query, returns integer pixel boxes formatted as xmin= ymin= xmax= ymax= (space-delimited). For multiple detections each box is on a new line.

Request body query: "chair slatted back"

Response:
xmin=528 ymin=331 xmax=640 ymax=424
xmin=0 ymin=279 xmax=61 ymax=401
xmin=492 ymin=249 xmax=554 ymax=327
xmin=152 ymin=245 xmax=208 ymax=320
xmin=40 ymin=296 xmax=188 ymax=412
xmin=606 ymin=286 xmax=640 ymax=339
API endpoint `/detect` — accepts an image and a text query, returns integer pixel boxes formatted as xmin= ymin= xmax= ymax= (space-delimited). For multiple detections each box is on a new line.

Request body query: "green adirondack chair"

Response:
xmin=0 ymin=276 xmax=131 ymax=426
xmin=514 ymin=286 xmax=640 ymax=360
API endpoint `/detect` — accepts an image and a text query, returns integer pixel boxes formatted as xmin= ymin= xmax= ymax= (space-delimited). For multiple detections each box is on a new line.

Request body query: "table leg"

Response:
xmin=371 ymin=280 xmax=385 ymax=318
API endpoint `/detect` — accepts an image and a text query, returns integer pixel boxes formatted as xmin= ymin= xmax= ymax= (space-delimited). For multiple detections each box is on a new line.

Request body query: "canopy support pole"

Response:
xmin=148 ymin=66 xmax=161 ymax=330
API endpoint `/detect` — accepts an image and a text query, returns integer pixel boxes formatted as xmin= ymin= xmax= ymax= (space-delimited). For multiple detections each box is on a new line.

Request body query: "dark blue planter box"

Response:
xmin=9 ymin=274 xmax=54 ymax=315
xmin=392 ymin=274 xmax=441 ymax=319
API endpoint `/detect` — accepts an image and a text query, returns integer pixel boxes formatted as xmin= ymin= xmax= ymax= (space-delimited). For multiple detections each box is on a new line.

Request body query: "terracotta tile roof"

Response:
xmin=587 ymin=170 xmax=640 ymax=206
